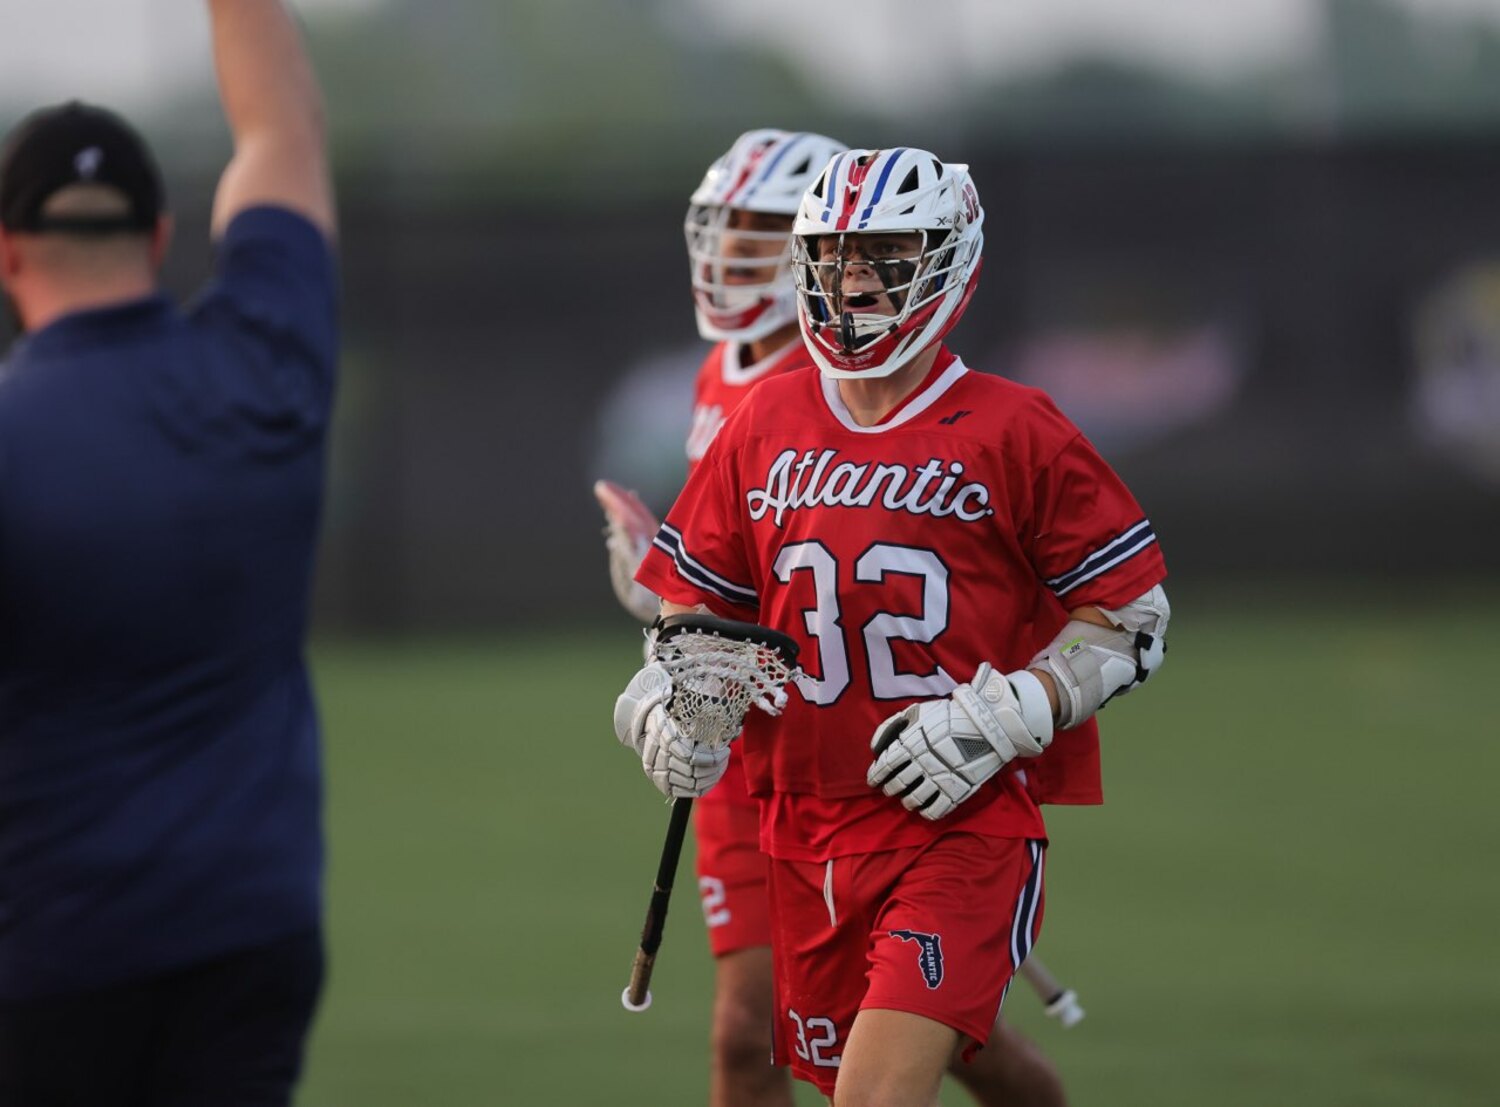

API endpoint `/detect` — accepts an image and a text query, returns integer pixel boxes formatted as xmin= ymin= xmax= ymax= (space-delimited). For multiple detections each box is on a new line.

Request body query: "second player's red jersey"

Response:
xmin=637 ymin=347 xmax=1167 ymax=861
xmin=686 ymin=339 xmax=814 ymax=471
xmin=686 ymin=338 xmax=817 ymax=811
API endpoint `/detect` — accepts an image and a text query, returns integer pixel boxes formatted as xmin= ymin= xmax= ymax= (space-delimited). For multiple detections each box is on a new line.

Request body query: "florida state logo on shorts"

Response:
xmin=888 ymin=929 xmax=944 ymax=989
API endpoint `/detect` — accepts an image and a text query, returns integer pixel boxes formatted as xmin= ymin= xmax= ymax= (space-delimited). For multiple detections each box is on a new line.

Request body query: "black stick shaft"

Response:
xmin=624 ymin=797 xmax=694 ymax=1008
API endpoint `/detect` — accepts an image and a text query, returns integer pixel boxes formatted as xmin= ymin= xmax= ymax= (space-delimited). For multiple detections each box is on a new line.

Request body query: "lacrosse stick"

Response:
xmin=621 ymin=613 xmax=800 ymax=1013
xmin=1020 ymin=954 xmax=1085 ymax=1027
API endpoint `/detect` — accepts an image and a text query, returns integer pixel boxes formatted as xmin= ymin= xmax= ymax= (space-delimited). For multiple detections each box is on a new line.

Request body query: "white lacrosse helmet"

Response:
xmin=685 ymin=129 xmax=847 ymax=343
xmin=791 ymin=148 xmax=985 ymax=379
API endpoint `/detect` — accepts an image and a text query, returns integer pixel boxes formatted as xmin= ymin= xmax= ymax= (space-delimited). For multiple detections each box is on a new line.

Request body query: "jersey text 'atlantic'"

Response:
xmin=746 ymin=448 xmax=995 ymax=528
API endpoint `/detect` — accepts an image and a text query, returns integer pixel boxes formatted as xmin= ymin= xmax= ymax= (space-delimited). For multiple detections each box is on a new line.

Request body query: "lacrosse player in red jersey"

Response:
xmin=597 ymin=128 xmax=844 ymax=1107
xmin=601 ymin=133 xmax=1074 ymax=1107
xmin=616 ymin=147 xmax=1170 ymax=1106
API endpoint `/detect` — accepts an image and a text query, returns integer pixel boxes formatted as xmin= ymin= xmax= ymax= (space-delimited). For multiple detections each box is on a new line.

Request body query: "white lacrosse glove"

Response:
xmin=613 ymin=662 xmax=730 ymax=799
xmin=594 ymin=479 xmax=661 ymax=624
xmin=867 ymin=663 xmax=1055 ymax=820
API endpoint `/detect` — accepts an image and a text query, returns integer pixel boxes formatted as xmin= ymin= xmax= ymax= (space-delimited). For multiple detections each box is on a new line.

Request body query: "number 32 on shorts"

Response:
xmin=787 ymin=1008 xmax=842 ymax=1068
xmin=774 ymin=541 xmax=953 ymax=705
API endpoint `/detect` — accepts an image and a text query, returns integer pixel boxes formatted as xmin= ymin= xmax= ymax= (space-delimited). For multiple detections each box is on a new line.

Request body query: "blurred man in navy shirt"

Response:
xmin=0 ymin=3 xmax=336 ymax=1104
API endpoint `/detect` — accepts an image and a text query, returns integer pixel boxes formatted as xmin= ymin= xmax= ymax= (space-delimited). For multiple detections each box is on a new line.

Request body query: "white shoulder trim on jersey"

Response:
xmin=819 ymin=356 xmax=969 ymax=434
xmin=1046 ymin=519 xmax=1157 ymax=598
xmin=651 ymin=523 xmax=760 ymax=608
xmin=719 ymin=340 xmax=799 ymax=387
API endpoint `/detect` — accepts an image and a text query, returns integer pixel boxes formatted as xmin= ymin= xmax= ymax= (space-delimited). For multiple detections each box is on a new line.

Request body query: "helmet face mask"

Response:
xmin=684 ymin=204 xmax=796 ymax=342
xmin=791 ymin=148 xmax=984 ymax=380
xmin=683 ymin=129 xmax=847 ymax=344
xmin=796 ymin=229 xmax=958 ymax=351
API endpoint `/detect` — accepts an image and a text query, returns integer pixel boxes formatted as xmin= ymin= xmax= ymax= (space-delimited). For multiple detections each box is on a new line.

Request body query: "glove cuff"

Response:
xmin=955 ymin=662 xmax=1051 ymax=759
xmin=1006 ymin=668 xmax=1055 ymax=749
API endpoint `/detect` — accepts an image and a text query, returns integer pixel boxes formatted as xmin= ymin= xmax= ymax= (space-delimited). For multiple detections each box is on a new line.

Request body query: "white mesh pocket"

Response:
xmin=654 ymin=633 xmax=797 ymax=748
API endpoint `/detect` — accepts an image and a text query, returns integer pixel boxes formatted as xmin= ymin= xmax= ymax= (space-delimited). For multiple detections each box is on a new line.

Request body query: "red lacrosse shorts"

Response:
xmin=767 ymin=833 xmax=1045 ymax=1095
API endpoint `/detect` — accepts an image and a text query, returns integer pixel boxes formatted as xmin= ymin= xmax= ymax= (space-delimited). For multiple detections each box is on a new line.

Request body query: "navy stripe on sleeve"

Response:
xmin=652 ymin=524 xmax=759 ymax=608
xmin=1045 ymin=520 xmax=1157 ymax=598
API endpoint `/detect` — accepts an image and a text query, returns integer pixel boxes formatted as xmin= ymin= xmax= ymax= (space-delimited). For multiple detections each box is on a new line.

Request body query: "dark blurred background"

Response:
xmin=5 ymin=0 xmax=1499 ymax=631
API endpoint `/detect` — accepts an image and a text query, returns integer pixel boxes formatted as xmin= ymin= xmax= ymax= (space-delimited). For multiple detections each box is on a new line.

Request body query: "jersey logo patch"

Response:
xmin=938 ymin=410 xmax=972 ymax=425
xmin=888 ymin=929 xmax=945 ymax=989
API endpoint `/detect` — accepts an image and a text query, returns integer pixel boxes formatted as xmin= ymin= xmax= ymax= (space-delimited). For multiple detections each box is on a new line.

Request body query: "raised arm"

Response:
xmin=208 ymin=0 xmax=334 ymax=239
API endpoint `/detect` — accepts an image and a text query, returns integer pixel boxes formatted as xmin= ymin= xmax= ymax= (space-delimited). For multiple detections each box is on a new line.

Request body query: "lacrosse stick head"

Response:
xmin=649 ymin=614 xmax=800 ymax=748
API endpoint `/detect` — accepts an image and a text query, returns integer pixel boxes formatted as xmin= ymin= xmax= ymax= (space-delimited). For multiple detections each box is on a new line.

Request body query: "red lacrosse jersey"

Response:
xmin=687 ymin=339 xmax=817 ymax=811
xmin=637 ymin=347 xmax=1167 ymax=861
xmin=687 ymin=339 xmax=815 ymax=470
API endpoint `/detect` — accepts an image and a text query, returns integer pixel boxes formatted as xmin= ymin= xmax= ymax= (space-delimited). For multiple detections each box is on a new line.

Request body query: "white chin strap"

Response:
xmin=1030 ymin=585 xmax=1170 ymax=730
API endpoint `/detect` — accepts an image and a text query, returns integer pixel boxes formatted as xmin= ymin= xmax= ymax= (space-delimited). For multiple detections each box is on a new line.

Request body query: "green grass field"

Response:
xmin=296 ymin=592 xmax=1500 ymax=1105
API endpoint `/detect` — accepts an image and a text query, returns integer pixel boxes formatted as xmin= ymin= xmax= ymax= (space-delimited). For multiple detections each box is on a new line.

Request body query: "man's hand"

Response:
xmin=594 ymin=479 xmax=662 ymax=624
xmin=613 ymin=662 xmax=729 ymax=798
xmin=867 ymin=663 xmax=1054 ymax=820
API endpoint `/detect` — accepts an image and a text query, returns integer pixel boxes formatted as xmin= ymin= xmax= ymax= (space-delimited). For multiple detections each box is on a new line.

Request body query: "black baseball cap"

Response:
xmin=0 ymin=101 xmax=164 ymax=233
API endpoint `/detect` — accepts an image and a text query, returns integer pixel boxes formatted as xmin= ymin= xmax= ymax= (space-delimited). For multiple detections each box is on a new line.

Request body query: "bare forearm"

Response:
xmin=209 ymin=0 xmax=323 ymax=147
xmin=208 ymin=0 xmax=334 ymax=235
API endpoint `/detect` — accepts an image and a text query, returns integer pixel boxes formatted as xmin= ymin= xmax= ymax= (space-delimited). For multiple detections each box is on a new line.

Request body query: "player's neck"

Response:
xmin=835 ymin=344 xmax=941 ymax=427
xmin=741 ymin=321 xmax=801 ymax=367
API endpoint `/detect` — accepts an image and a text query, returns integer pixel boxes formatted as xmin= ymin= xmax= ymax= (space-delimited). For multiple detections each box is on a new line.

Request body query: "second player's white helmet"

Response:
xmin=791 ymin=148 xmax=984 ymax=379
xmin=685 ymin=129 xmax=847 ymax=343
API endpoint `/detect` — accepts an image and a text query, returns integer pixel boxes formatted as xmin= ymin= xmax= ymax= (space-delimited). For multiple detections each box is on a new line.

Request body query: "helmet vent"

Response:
xmin=790 ymin=157 xmax=812 ymax=175
xmin=898 ymin=167 xmax=921 ymax=195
